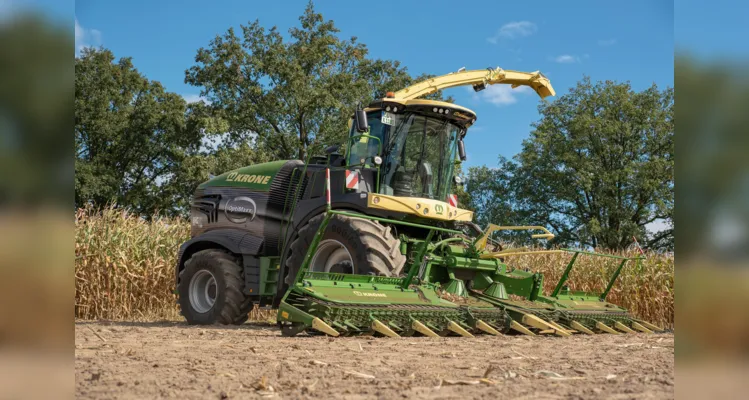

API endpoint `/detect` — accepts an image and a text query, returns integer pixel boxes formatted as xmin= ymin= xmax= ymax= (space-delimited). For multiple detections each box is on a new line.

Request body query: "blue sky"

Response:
xmin=676 ymin=0 xmax=749 ymax=61
xmin=72 ymin=0 xmax=674 ymax=169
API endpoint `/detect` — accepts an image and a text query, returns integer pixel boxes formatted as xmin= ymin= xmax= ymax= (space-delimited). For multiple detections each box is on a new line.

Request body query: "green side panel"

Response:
xmin=198 ymin=159 xmax=290 ymax=191
xmin=297 ymin=273 xmax=459 ymax=307
xmin=278 ymin=301 xmax=315 ymax=325
xmin=538 ymin=294 xmax=627 ymax=313
xmin=279 ymin=271 xmax=514 ymax=335
xmin=259 ymin=257 xmax=280 ymax=297
xmin=472 ymin=290 xmax=555 ymax=312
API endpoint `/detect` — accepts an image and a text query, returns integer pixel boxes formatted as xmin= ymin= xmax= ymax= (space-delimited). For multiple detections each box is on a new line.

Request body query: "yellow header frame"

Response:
xmin=366 ymin=193 xmax=473 ymax=222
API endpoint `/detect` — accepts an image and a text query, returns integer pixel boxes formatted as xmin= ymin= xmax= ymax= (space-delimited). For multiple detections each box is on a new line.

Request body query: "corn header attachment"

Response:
xmin=276 ymin=169 xmax=662 ymax=338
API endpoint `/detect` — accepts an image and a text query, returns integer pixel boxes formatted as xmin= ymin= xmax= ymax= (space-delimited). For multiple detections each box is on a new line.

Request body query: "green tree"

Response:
xmin=0 ymin=15 xmax=72 ymax=207
xmin=468 ymin=77 xmax=674 ymax=250
xmin=464 ymin=158 xmax=524 ymax=228
xmin=75 ymin=48 xmax=203 ymax=215
xmin=676 ymin=55 xmax=749 ymax=259
xmin=185 ymin=2 xmax=444 ymax=161
xmin=164 ymin=142 xmax=271 ymax=212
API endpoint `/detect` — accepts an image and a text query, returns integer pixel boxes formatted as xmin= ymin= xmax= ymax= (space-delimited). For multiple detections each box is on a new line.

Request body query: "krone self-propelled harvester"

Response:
xmin=175 ymin=67 xmax=663 ymax=337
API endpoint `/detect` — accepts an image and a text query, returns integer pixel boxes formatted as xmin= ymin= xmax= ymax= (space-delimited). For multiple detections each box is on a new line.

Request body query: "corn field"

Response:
xmin=75 ymin=207 xmax=673 ymax=328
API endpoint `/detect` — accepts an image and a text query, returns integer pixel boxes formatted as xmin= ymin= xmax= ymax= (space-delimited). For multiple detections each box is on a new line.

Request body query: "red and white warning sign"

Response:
xmin=345 ymin=170 xmax=359 ymax=189
xmin=447 ymin=194 xmax=458 ymax=207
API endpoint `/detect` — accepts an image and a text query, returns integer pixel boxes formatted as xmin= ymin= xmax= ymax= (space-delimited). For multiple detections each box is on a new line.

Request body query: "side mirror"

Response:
xmin=354 ymin=110 xmax=368 ymax=133
xmin=325 ymin=145 xmax=340 ymax=154
xmin=457 ymin=139 xmax=467 ymax=161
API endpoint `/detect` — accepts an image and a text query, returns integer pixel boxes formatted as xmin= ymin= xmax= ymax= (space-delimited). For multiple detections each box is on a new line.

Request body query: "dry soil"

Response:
xmin=75 ymin=321 xmax=673 ymax=399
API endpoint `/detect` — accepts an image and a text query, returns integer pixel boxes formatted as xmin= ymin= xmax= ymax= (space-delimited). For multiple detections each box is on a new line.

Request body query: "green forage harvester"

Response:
xmin=173 ymin=67 xmax=663 ymax=338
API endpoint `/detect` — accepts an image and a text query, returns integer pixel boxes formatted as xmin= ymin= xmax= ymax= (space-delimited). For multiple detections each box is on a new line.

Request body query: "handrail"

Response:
xmin=474 ymin=224 xmax=555 ymax=251
xmin=479 ymin=247 xmax=644 ymax=301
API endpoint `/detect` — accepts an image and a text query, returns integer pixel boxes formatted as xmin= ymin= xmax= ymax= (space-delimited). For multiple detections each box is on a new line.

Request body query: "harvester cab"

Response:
xmin=345 ymin=98 xmax=467 ymax=200
xmin=175 ymin=66 xmax=664 ymax=338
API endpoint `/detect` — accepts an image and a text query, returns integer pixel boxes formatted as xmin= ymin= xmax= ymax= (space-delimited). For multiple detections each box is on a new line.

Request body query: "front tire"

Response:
xmin=284 ymin=213 xmax=406 ymax=285
xmin=178 ymin=249 xmax=252 ymax=325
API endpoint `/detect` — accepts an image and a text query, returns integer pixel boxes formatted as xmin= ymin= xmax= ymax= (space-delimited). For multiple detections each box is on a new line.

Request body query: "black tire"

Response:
xmin=178 ymin=249 xmax=252 ymax=325
xmin=284 ymin=213 xmax=406 ymax=285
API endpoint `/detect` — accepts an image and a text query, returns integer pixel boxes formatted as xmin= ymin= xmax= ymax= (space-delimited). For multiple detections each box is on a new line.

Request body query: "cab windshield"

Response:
xmin=347 ymin=111 xmax=461 ymax=200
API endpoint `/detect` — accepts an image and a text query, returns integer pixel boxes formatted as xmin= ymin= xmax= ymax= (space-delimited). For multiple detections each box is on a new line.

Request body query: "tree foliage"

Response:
xmin=676 ymin=55 xmax=749 ymax=258
xmin=0 ymin=15 xmax=72 ymax=207
xmin=164 ymin=143 xmax=271 ymax=213
xmin=74 ymin=3 xmax=446 ymax=216
xmin=185 ymin=2 xmax=441 ymax=161
xmin=463 ymin=159 xmax=522 ymax=228
xmin=75 ymin=48 xmax=202 ymax=215
xmin=74 ymin=2 xmax=674 ymax=243
xmin=467 ymin=78 xmax=674 ymax=250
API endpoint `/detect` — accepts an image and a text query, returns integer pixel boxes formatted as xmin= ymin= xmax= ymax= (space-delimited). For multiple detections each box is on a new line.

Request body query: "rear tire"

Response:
xmin=179 ymin=249 xmax=252 ymax=325
xmin=284 ymin=213 xmax=406 ymax=285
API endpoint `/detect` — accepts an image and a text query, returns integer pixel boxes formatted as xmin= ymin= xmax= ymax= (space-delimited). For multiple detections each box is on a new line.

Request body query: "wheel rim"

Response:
xmin=309 ymin=239 xmax=354 ymax=273
xmin=189 ymin=270 xmax=217 ymax=313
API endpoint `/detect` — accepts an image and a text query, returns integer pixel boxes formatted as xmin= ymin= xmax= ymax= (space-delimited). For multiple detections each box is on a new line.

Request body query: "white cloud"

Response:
xmin=182 ymin=94 xmax=209 ymax=104
xmin=646 ymin=218 xmax=670 ymax=233
xmin=598 ymin=38 xmax=617 ymax=46
xmin=74 ymin=18 xmax=82 ymax=42
xmin=75 ymin=18 xmax=102 ymax=55
xmin=487 ymin=21 xmax=537 ymax=44
xmin=470 ymin=85 xmax=533 ymax=107
xmin=553 ymin=54 xmax=580 ymax=64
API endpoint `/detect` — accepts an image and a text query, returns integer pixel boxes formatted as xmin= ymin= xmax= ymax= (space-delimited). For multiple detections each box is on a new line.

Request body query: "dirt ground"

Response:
xmin=75 ymin=321 xmax=673 ymax=399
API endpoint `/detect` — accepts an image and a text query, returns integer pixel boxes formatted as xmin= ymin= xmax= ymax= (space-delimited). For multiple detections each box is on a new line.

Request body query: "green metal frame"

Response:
xmin=402 ymin=230 xmax=435 ymax=288
xmin=283 ymin=167 xmax=463 ymax=292
xmin=287 ymin=209 xmax=461 ymax=289
xmin=548 ymin=248 xmax=644 ymax=301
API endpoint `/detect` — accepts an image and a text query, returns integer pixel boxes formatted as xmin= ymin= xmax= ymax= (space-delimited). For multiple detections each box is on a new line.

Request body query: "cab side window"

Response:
xmin=347 ymin=112 xmax=385 ymax=166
